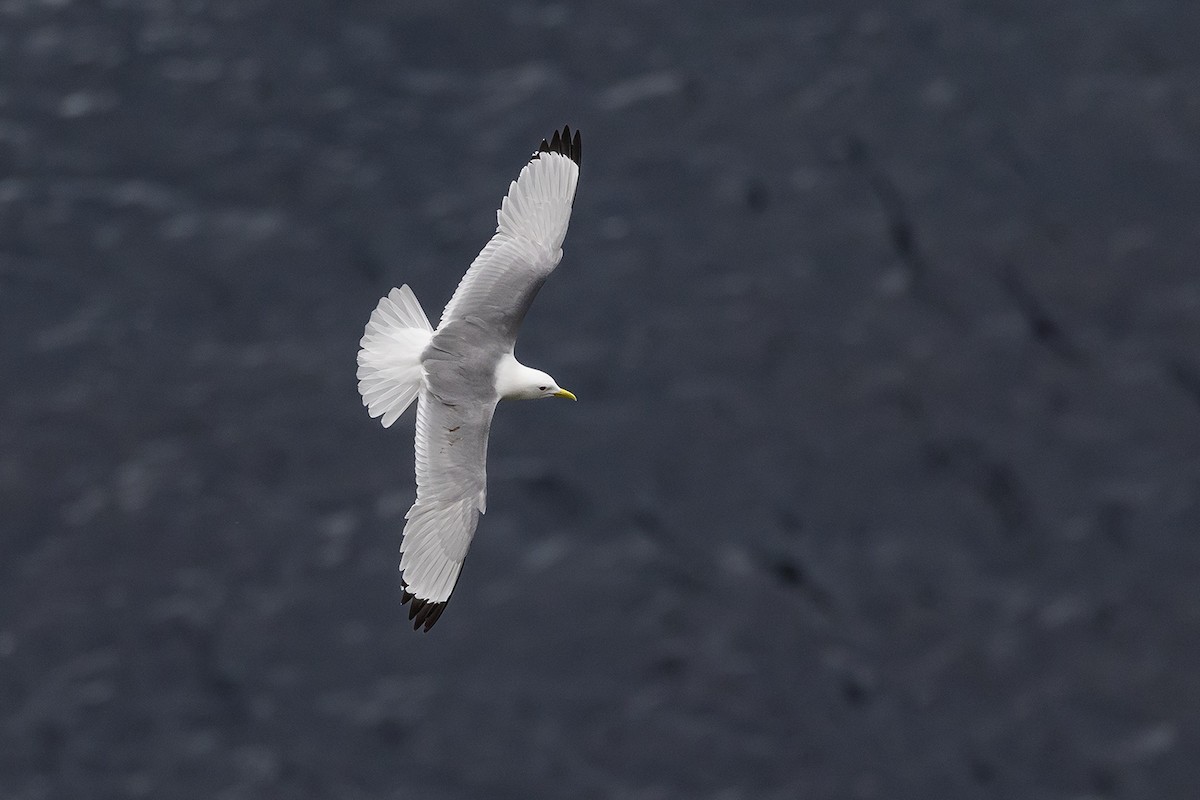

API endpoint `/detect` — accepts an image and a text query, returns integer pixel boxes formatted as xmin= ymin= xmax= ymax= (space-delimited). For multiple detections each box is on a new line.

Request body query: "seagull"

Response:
xmin=356 ymin=126 xmax=582 ymax=631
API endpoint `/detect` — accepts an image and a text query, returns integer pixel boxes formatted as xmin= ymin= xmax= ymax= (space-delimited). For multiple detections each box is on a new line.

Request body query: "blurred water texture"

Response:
xmin=0 ymin=1 xmax=1197 ymax=798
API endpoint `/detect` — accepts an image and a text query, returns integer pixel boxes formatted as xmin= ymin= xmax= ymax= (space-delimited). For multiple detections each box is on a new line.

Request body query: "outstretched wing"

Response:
xmin=399 ymin=385 xmax=497 ymax=631
xmin=398 ymin=318 xmax=502 ymax=631
xmin=438 ymin=125 xmax=582 ymax=344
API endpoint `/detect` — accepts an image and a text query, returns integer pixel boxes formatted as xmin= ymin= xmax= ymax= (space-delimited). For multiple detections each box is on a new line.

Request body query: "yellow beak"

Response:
xmin=553 ymin=388 xmax=577 ymax=401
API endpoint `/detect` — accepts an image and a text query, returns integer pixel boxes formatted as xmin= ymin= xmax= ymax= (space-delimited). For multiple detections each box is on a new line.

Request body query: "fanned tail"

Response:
xmin=357 ymin=285 xmax=433 ymax=428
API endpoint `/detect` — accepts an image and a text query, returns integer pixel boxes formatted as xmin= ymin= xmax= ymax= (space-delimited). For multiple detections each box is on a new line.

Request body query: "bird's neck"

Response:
xmin=494 ymin=353 xmax=537 ymax=400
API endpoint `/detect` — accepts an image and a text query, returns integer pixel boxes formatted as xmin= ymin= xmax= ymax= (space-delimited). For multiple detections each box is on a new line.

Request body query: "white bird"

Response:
xmin=356 ymin=126 xmax=582 ymax=631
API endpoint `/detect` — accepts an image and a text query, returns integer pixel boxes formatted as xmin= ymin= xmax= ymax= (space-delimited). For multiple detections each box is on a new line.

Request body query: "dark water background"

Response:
xmin=2 ymin=1 xmax=1198 ymax=798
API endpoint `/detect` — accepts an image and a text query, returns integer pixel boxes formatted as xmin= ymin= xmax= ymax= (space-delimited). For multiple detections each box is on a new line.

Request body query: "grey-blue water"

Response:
xmin=1 ymin=1 xmax=1197 ymax=797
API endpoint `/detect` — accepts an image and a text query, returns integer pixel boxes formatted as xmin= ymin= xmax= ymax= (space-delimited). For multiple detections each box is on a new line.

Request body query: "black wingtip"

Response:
xmin=536 ymin=124 xmax=581 ymax=167
xmin=401 ymin=586 xmax=448 ymax=632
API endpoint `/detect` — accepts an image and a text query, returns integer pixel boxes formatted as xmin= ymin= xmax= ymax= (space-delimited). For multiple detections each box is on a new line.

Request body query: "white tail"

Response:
xmin=357 ymin=285 xmax=433 ymax=428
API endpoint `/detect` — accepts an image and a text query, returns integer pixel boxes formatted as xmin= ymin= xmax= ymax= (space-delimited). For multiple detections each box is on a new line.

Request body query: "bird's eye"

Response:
xmin=538 ymin=386 xmax=547 ymax=391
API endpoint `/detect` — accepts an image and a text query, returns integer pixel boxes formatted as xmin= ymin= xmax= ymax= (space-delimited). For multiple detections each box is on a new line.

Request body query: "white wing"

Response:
xmin=438 ymin=125 xmax=582 ymax=344
xmin=398 ymin=313 xmax=505 ymax=630
xmin=398 ymin=384 xmax=497 ymax=630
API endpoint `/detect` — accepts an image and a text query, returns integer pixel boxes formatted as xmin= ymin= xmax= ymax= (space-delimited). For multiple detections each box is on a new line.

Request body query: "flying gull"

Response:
xmin=356 ymin=126 xmax=582 ymax=631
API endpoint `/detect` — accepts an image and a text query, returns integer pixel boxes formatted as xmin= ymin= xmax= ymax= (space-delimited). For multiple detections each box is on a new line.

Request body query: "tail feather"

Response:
xmin=357 ymin=285 xmax=433 ymax=428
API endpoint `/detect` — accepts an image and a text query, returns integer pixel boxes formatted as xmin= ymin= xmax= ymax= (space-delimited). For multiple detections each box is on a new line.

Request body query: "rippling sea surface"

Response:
xmin=1 ymin=1 xmax=1197 ymax=798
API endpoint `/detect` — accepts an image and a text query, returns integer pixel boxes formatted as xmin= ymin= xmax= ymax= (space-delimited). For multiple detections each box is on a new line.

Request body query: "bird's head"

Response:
xmin=527 ymin=368 xmax=575 ymax=401
xmin=496 ymin=357 xmax=576 ymax=402
xmin=504 ymin=367 xmax=576 ymax=402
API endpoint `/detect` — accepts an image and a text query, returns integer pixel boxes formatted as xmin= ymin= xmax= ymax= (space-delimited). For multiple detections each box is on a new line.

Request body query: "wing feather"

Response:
xmin=439 ymin=126 xmax=581 ymax=342
xmin=397 ymin=386 xmax=496 ymax=615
